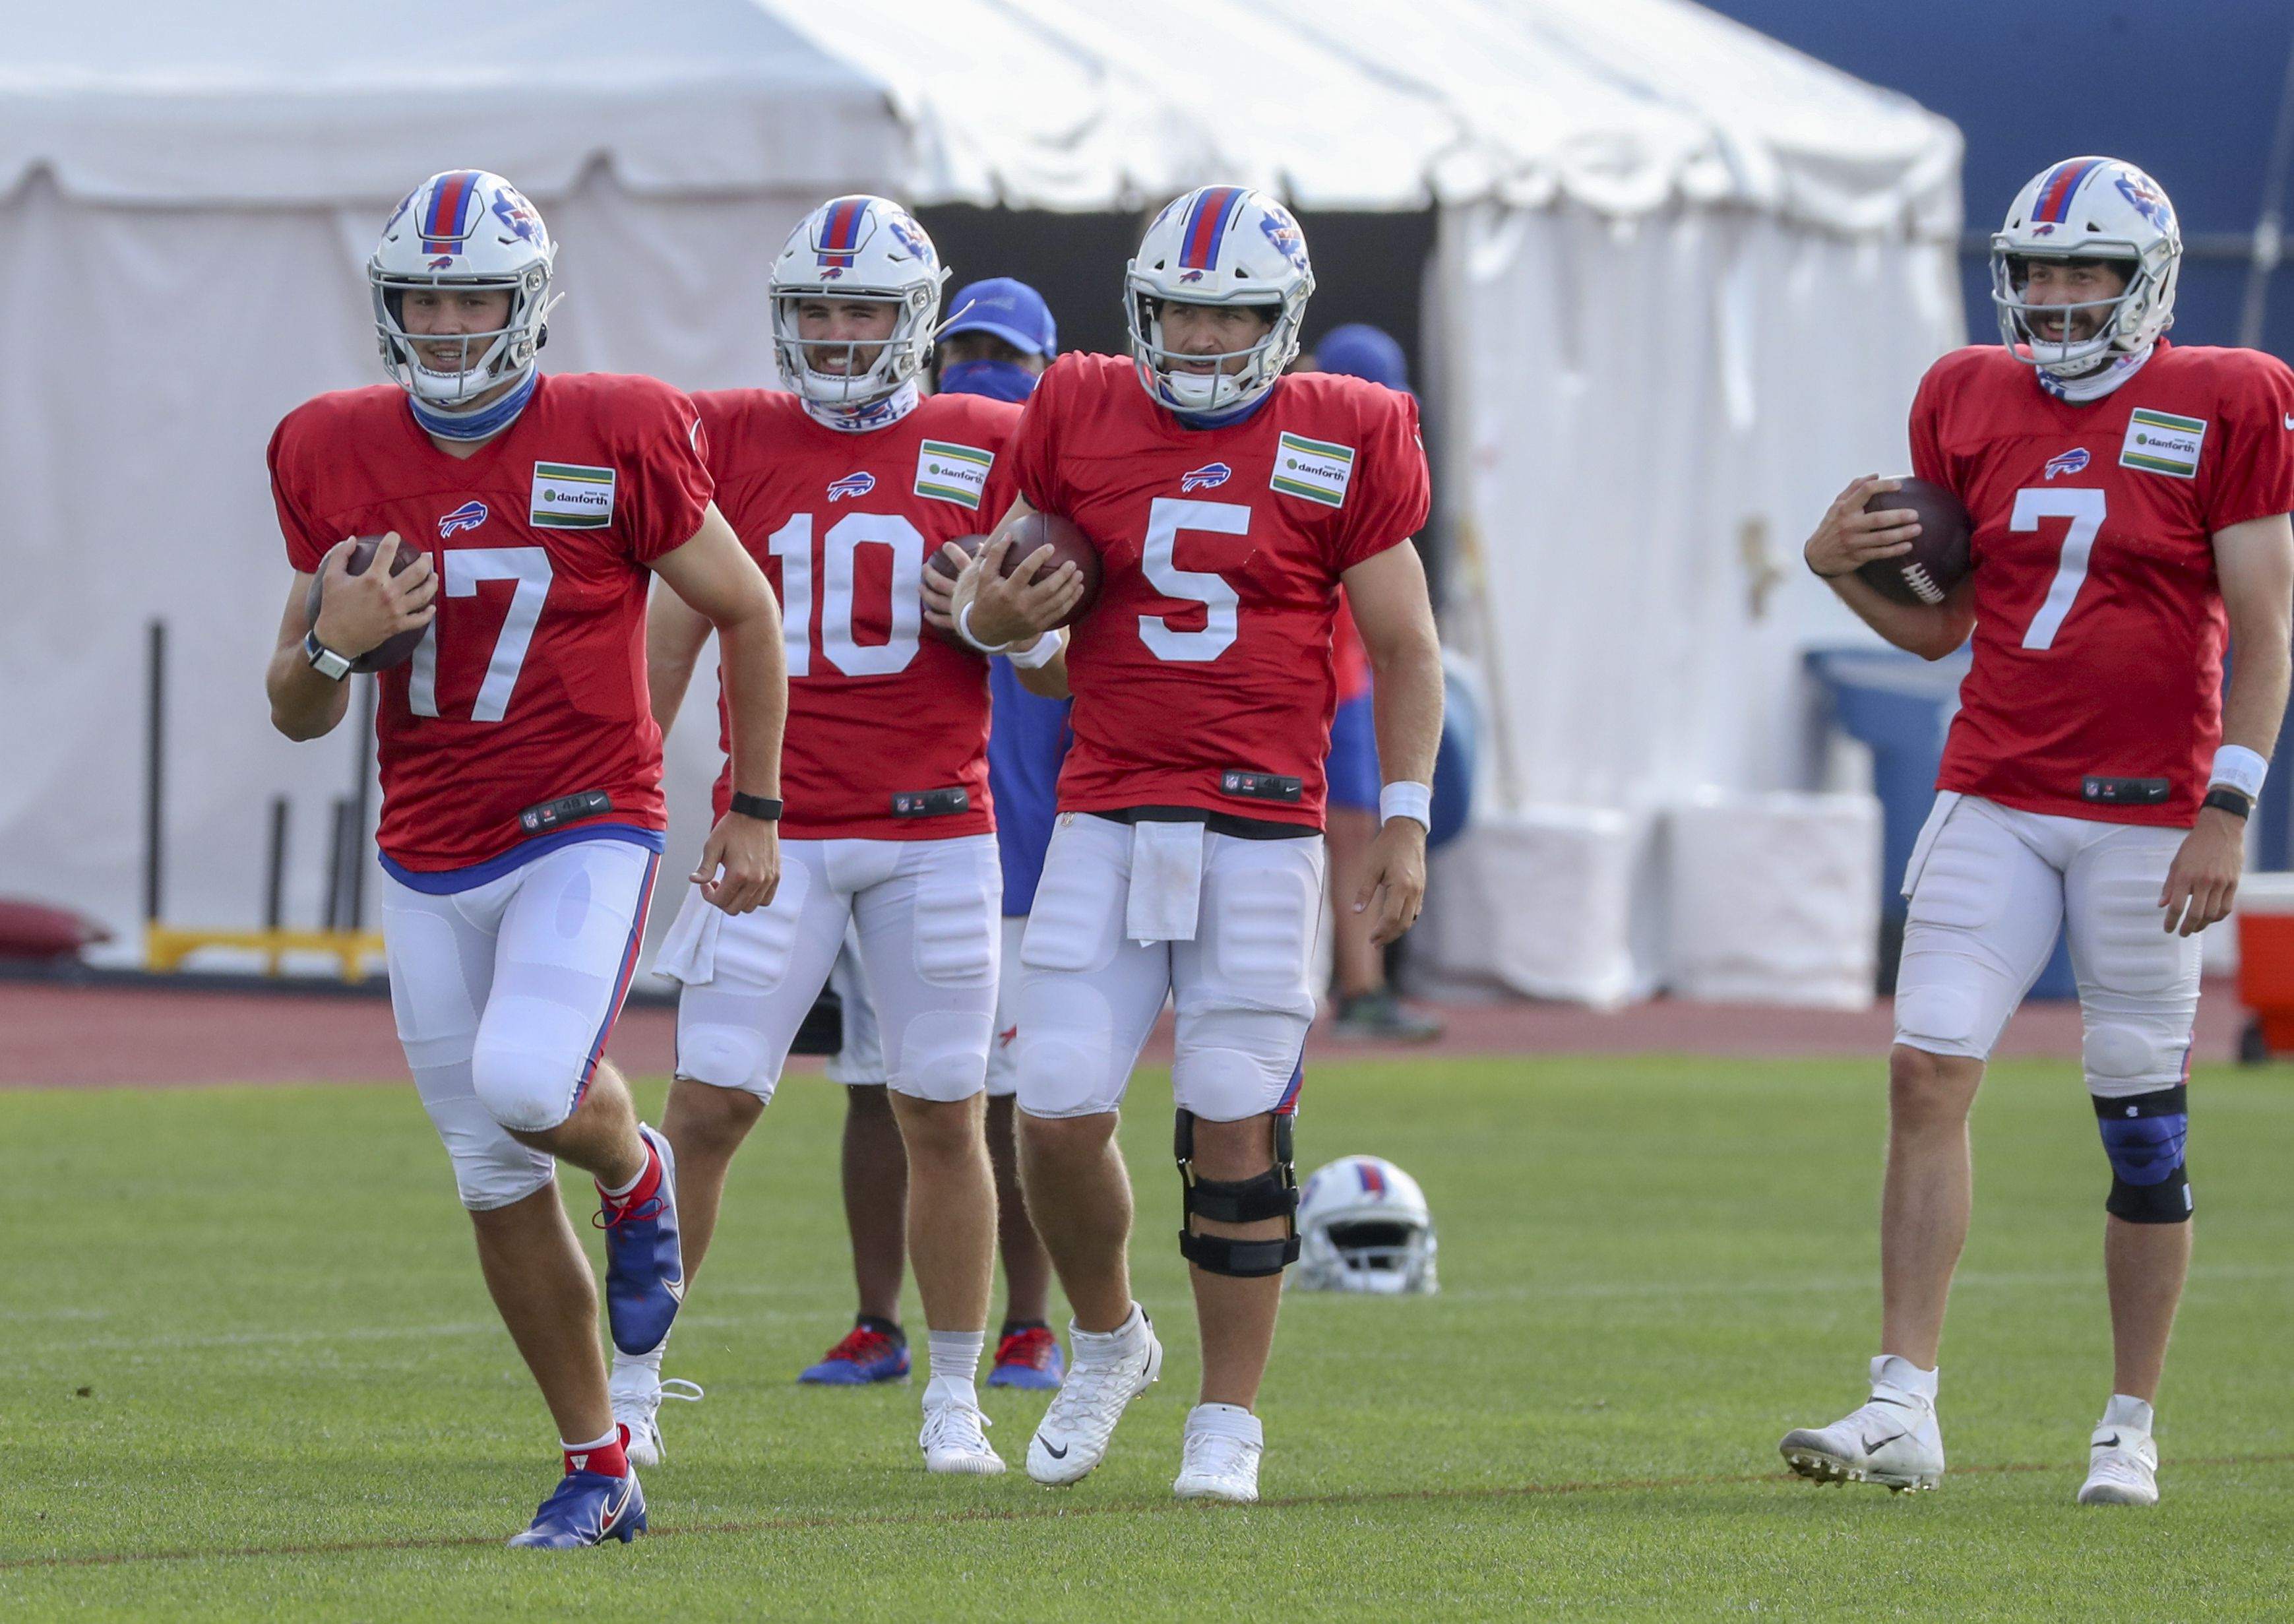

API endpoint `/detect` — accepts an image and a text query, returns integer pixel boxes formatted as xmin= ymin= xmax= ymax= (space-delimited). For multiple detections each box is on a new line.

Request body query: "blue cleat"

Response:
xmin=598 ymin=1124 xmax=685 ymax=1358
xmin=988 ymin=1325 xmax=1066 ymax=1391
xmin=799 ymin=1322 xmax=911 ymax=1385
xmin=507 ymin=1467 xmax=646 ymax=1549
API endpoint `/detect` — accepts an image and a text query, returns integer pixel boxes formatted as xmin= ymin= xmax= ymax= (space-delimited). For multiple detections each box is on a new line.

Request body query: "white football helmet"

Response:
xmin=1291 ymin=1156 xmax=1438 ymax=1295
xmin=370 ymin=170 xmax=558 ymax=412
xmin=1126 ymin=185 xmax=1314 ymax=419
xmin=770 ymin=195 xmax=948 ymax=410
xmin=1991 ymin=157 xmax=2181 ymax=382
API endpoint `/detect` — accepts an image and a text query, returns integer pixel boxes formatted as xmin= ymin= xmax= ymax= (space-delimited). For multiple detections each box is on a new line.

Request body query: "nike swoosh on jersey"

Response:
xmin=2284 ymin=413 xmax=2294 ymax=431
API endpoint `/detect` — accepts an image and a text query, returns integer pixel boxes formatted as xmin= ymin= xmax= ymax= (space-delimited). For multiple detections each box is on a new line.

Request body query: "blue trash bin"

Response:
xmin=1806 ymin=646 xmax=2076 ymax=1000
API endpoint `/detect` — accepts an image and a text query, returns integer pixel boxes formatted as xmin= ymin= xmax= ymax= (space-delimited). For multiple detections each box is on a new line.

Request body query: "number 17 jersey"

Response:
xmin=1916 ymin=340 xmax=2294 ymax=826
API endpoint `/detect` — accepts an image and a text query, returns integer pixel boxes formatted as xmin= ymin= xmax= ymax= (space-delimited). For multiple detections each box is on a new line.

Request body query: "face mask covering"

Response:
xmin=938 ymin=359 xmax=1039 ymax=402
xmin=2035 ymin=342 xmax=2155 ymax=405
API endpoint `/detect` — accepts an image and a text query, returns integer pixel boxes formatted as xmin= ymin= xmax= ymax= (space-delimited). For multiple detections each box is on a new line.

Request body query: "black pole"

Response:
xmin=323 ymin=797 xmax=352 ymax=931
xmin=346 ymin=677 xmax=378 ymax=930
xmin=144 ymin=619 xmax=166 ymax=924
xmin=264 ymin=796 xmax=290 ymax=930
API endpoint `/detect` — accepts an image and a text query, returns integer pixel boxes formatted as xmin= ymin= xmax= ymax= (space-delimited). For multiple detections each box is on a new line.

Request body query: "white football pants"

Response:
xmin=659 ymin=834 xmax=1001 ymax=1104
xmin=380 ymin=836 xmax=660 ymax=1210
xmin=1894 ymin=793 xmax=2201 ymax=1098
xmin=1016 ymin=813 xmax=1323 ymax=1122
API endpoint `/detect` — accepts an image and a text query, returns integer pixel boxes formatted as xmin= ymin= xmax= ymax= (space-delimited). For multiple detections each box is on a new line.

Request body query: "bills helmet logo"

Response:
xmin=884 ymin=210 xmax=935 ymax=266
xmin=1177 ymin=269 xmax=1206 ymax=284
xmin=438 ymin=500 xmax=489 ymax=537
xmin=490 ymin=188 xmax=543 ymax=245
xmin=2043 ymin=447 xmax=2091 ymax=480
xmin=2030 ymin=223 xmax=2055 ymax=237
xmin=1181 ymin=462 xmax=1232 ymax=491
xmin=427 ymin=255 xmax=456 ymax=270
xmin=2115 ymin=173 xmax=2174 ymax=233
xmin=828 ymin=472 xmax=877 ymax=502
xmin=1259 ymin=207 xmax=1308 ymax=271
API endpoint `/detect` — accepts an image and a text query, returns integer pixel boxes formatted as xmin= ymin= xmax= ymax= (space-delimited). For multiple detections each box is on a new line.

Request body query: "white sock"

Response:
xmin=613 ymin=1341 xmax=665 ymax=1377
xmin=562 ymin=1425 xmax=619 ymax=1453
xmin=1186 ymin=1401 xmax=1260 ymax=1443
xmin=926 ymin=1329 xmax=985 ymax=1396
xmin=1871 ymin=1354 xmax=1938 ymax=1404
xmin=2102 ymin=1393 xmax=2154 ymax=1434
xmin=1070 ymin=1303 xmax=1144 ymax=1361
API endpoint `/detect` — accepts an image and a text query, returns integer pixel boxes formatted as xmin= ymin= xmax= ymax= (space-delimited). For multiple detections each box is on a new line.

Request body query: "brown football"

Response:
xmin=305 ymin=534 xmax=429 ymax=673
xmin=996 ymin=510 xmax=1103 ymax=626
xmin=923 ymin=534 xmax=988 ymax=646
xmin=1858 ymin=478 xmax=1972 ymax=608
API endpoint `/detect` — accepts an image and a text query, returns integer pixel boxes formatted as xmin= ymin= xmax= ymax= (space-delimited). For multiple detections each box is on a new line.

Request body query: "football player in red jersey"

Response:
xmin=640 ymin=199 xmax=1072 ymax=1476
xmin=264 ymin=171 xmax=786 ymax=1548
xmin=954 ymin=185 xmax=1445 ymax=1501
xmin=1783 ymin=158 xmax=2294 ymax=1507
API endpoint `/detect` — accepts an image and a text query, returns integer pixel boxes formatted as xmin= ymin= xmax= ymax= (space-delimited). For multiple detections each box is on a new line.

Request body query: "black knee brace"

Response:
xmin=1175 ymin=1109 xmax=1301 ymax=1277
xmin=2094 ymin=1084 xmax=2192 ymax=1224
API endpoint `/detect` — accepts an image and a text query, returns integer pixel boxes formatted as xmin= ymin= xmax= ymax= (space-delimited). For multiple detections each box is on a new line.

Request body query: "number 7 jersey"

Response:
xmin=268 ymin=373 xmax=714 ymax=873
xmin=1916 ymin=340 xmax=2294 ymax=825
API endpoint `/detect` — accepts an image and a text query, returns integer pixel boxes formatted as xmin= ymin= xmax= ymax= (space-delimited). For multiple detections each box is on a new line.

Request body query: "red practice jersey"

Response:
xmin=268 ymin=374 xmax=712 ymax=871
xmin=697 ymin=390 xmax=1018 ymax=839
xmin=1006 ymin=356 xmax=1429 ymax=829
xmin=1915 ymin=340 xmax=2294 ymax=825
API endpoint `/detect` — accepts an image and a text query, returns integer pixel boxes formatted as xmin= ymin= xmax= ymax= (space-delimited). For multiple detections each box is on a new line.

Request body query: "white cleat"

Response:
xmin=1027 ymin=1308 xmax=1163 ymax=1487
xmin=921 ymin=1390 xmax=1007 ymax=1476
xmin=1780 ymin=1362 xmax=1944 ymax=1493
xmin=1173 ymin=1404 xmax=1262 ymax=1503
xmin=609 ymin=1354 xmax=702 ymax=1469
xmin=2078 ymin=1398 xmax=2160 ymax=1505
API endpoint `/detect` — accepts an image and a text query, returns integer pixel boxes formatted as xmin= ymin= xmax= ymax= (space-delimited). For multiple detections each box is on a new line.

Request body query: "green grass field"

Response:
xmin=6 ymin=1055 xmax=2292 ymax=1620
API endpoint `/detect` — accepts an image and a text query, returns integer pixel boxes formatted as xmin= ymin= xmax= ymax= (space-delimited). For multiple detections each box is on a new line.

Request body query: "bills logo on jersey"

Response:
xmin=1181 ymin=462 xmax=1232 ymax=491
xmin=828 ymin=471 xmax=877 ymax=502
xmin=438 ymin=500 xmax=489 ymax=537
xmin=2043 ymin=448 xmax=2090 ymax=480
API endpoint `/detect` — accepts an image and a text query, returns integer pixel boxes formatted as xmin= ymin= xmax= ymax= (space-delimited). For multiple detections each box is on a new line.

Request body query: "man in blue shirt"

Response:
xmin=799 ymin=279 xmax=1071 ymax=1390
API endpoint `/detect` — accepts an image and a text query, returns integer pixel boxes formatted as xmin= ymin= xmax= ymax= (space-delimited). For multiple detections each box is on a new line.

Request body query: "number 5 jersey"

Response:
xmin=1915 ymin=340 xmax=2294 ymax=826
xmin=267 ymin=373 xmax=714 ymax=875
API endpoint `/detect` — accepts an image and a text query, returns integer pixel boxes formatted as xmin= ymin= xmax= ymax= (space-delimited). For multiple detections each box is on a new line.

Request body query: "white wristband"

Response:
xmin=2211 ymin=744 xmax=2268 ymax=800
xmin=1378 ymin=780 xmax=1433 ymax=830
xmin=958 ymin=600 xmax=1013 ymax=656
xmin=1004 ymin=627 xmax=1065 ymax=670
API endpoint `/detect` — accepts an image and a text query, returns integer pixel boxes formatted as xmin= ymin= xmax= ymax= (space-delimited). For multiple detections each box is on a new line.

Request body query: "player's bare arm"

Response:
xmin=644 ymin=575 xmax=715 ymax=739
xmin=2158 ymin=511 xmax=2294 ymax=935
xmin=1342 ymin=540 xmax=1443 ymax=946
xmin=1805 ymin=475 xmax=1975 ymax=660
xmin=651 ymin=503 xmax=785 ymax=915
xmin=264 ymin=534 xmax=437 ymax=740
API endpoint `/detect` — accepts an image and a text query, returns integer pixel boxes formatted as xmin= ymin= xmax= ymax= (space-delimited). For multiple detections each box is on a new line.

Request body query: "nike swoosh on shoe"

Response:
xmin=1039 ymin=1437 xmax=1068 ymax=1459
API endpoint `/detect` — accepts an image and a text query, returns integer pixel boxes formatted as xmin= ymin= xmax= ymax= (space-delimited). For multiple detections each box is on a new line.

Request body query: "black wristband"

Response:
xmin=729 ymin=792 xmax=783 ymax=823
xmin=2202 ymin=786 xmax=2252 ymax=819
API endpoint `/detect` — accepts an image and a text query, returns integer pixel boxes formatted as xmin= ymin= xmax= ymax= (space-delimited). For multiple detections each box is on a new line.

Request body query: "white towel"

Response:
xmin=1125 ymin=820 xmax=1206 ymax=943
xmin=651 ymin=885 xmax=722 ymax=984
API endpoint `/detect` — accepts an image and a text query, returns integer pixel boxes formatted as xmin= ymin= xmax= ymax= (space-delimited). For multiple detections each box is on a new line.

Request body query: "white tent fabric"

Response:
xmin=0 ymin=0 xmax=1960 ymax=988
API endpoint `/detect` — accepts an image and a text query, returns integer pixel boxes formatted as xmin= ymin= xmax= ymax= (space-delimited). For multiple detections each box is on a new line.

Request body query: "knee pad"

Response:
xmin=1174 ymin=1109 xmax=1301 ymax=1278
xmin=888 ymin=1009 xmax=991 ymax=1102
xmin=2094 ymin=1085 xmax=2191 ymax=1224
xmin=418 ymin=1084 xmax=557 ymax=1211
xmin=469 ymin=1038 xmax=586 ymax=1133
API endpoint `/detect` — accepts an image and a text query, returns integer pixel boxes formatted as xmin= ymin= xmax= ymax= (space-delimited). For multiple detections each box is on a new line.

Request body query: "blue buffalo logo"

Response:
xmin=2115 ymin=173 xmax=2174 ymax=233
xmin=828 ymin=472 xmax=877 ymax=502
xmin=1258 ymin=206 xmax=1307 ymax=271
xmin=2043 ymin=447 xmax=2091 ymax=480
xmin=1181 ymin=462 xmax=1232 ymax=492
xmin=438 ymin=500 xmax=489 ymax=536
xmin=884 ymin=210 xmax=935 ymax=266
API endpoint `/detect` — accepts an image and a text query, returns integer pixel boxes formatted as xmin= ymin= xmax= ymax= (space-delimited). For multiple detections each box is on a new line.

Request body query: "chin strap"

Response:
xmin=2037 ymin=342 xmax=2155 ymax=405
xmin=408 ymin=369 xmax=539 ymax=441
xmin=801 ymin=381 xmax=921 ymax=434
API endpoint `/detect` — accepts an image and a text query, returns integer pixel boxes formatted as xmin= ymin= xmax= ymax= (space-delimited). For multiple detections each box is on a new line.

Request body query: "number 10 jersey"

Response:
xmin=1915 ymin=340 xmax=2294 ymax=826
xmin=695 ymin=390 xmax=1019 ymax=840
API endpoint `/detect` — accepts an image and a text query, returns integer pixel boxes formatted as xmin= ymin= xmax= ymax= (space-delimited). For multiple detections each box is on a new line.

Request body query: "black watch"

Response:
xmin=729 ymin=793 xmax=784 ymax=822
xmin=2202 ymin=786 xmax=2253 ymax=819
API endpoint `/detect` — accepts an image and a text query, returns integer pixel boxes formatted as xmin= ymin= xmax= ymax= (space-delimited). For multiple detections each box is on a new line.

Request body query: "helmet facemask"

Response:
xmin=374 ymin=264 xmax=555 ymax=407
xmin=1990 ymin=252 xmax=2153 ymax=381
xmin=771 ymin=283 xmax=940 ymax=408
xmin=1125 ymin=288 xmax=1303 ymax=417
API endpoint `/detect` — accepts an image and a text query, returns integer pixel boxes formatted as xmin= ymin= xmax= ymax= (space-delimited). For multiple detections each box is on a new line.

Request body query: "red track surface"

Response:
xmin=0 ymin=978 xmax=2256 ymax=1088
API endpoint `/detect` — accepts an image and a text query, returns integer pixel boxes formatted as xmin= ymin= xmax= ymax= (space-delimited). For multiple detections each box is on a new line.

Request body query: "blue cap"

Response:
xmin=1315 ymin=323 xmax=1410 ymax=394
xmin=941 ymin=278 xmax=1057 ymax=358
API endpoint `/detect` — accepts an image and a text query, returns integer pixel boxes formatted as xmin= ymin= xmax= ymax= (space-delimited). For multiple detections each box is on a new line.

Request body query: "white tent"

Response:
xmin=0 ymin=0 xmax=1962 ymax=989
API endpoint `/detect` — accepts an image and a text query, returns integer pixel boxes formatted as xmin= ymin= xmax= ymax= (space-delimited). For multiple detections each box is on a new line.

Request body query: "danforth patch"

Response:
xmin=2119 ymin=408 xmax=2206 ymax=480
xmin=530 ymin=462 xmax=617 ymax=528
xmin=1270 ymin=432 xmax=1354 ymax=508
xmin=915 ymin=441 xmax=993 ymax=509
